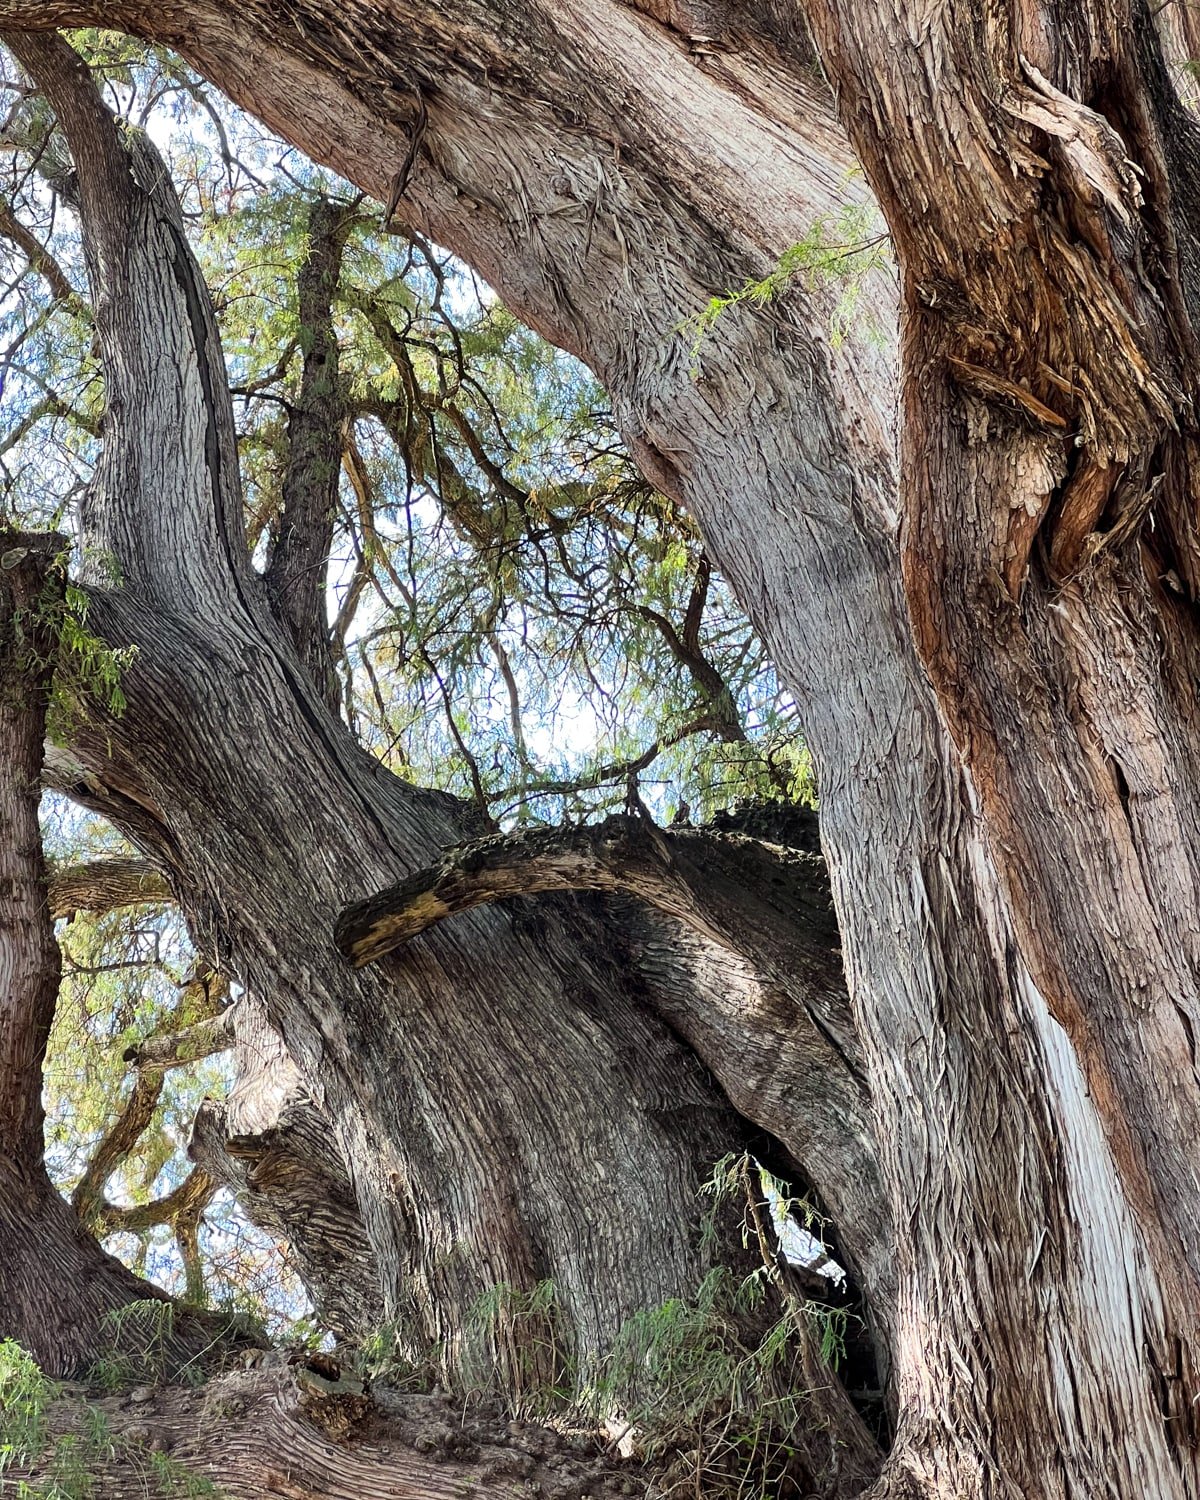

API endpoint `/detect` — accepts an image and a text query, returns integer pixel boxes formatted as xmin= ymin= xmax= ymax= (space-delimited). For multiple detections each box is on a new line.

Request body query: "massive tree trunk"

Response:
xmin=5 ymin=4 xmax=1199 ymax=1496
xmin=7 ymin=31 xmax=740 ymax=1381
xmin=0 ymin=38 xmax=886 ymax=1496
xmin=793 ymin=5 xmax=1200 ymax=1494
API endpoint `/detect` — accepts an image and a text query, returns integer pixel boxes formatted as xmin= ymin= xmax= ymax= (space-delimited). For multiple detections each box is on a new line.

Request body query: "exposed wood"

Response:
xmin=336 ymin=813 xmax=822 ymax=967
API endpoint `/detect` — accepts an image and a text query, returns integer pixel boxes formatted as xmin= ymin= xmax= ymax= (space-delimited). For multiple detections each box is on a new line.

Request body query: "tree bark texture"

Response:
xmin=188 ymin=992 xmax=382 ymax=1345
xmin=5 ymin=1358 xmax=693 ymax=1500
xmin=792 ymin=2 xmax=1200 ymax=1493
xmin=2 ymin=6 xmax=1197 ymax=1497
xmin=335 ymin=810 xmax=894 ymax=1354
xmin=0 ymin=533 xmax=219 ymax=1376
xmin=0 ymin=44 xmax=883 ymax=1495
xmin=46 ymin=855 xmax=171 ymax=920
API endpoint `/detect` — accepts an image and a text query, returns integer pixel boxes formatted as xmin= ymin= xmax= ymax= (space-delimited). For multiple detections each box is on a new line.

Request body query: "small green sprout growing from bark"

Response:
xmin=685 ymin=203 xmax=891 ymax=369
xmin=7 ymin=548 xmax=137 ymax=741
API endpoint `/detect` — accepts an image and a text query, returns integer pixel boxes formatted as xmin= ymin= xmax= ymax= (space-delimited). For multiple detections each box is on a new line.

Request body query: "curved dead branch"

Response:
xmin=336 ymin=811 xmax=837 ymax=974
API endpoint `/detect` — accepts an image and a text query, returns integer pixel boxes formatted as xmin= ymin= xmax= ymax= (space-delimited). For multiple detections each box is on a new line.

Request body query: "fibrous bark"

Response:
xmin=6 ymin=1359 xmax=664 ymax=1500
xmin=794 ymin=1 xmax=1200 ymax=1492
xmin=5 ymin=5 xmax=1194 ymax=1495
xmin=47 ymin=855 xmax=170 ymax=921
xmin=188 ymin=993 xmax=381 ymax=1344
xmin=336 ymin=809 xmax=893 ymax=1349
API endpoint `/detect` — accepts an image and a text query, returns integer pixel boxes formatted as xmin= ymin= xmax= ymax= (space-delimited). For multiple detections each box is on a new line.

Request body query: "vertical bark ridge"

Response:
xmin=0 ymin=532 xmax=65 ymax=1166
xmin=0 ymin=534 xmax=230 ymax=1375
xmin=795 ymin=0 xmax=1200 ymax=1490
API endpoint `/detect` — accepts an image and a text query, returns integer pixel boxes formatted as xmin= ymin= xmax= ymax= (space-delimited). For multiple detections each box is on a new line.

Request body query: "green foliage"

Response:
xmin=0 ymin=1341 xmax=55 ymax=1477
xmin=465 ymin=1279 xmax=573 ymax=1413
xmin=147 ymin=1451 xmax=221 ymax=1499
xmin=53 ymin=578 xmax=137 ymax=718
xmin=8 ymin=552 xmax=137 ymax=739
xmin=589 ymin=1267 xmax=819 ymax=1500
xmin=687 ymin=202 xmax=891 ymax=363
xmin=350 ymin=1320 xmax=436 ymax=1390
xmin=87 ymin=1300 xmax=254 ymax=1394
xmin=86 ymin=1300 xmax=178 ymax=1393
xmin=437 ymin=1155 xmax=854 ymax=1499
xmin=2 ymin=27 xmax=819 ymax=1342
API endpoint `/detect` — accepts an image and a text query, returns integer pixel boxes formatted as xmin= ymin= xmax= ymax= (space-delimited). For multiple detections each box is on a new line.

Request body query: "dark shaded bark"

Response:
xmin=0 ymin=533 xmax=66 ymax=1168
xmin=263 ymin=196 xmax=352 ymax=714
xmin=335 ymin=810 xmax=893 ymax=1351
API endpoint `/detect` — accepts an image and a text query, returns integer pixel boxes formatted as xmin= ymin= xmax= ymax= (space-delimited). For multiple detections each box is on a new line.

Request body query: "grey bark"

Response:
xmin=335 ymin=809 xmax=893 ymax=1353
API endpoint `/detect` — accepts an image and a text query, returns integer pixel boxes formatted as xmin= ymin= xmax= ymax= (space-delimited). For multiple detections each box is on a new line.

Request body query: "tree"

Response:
xmin=0 ymin=5 xmax=1197 ymax=1498
xmin=0 ymin=28 xmax=884 ymax=1500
